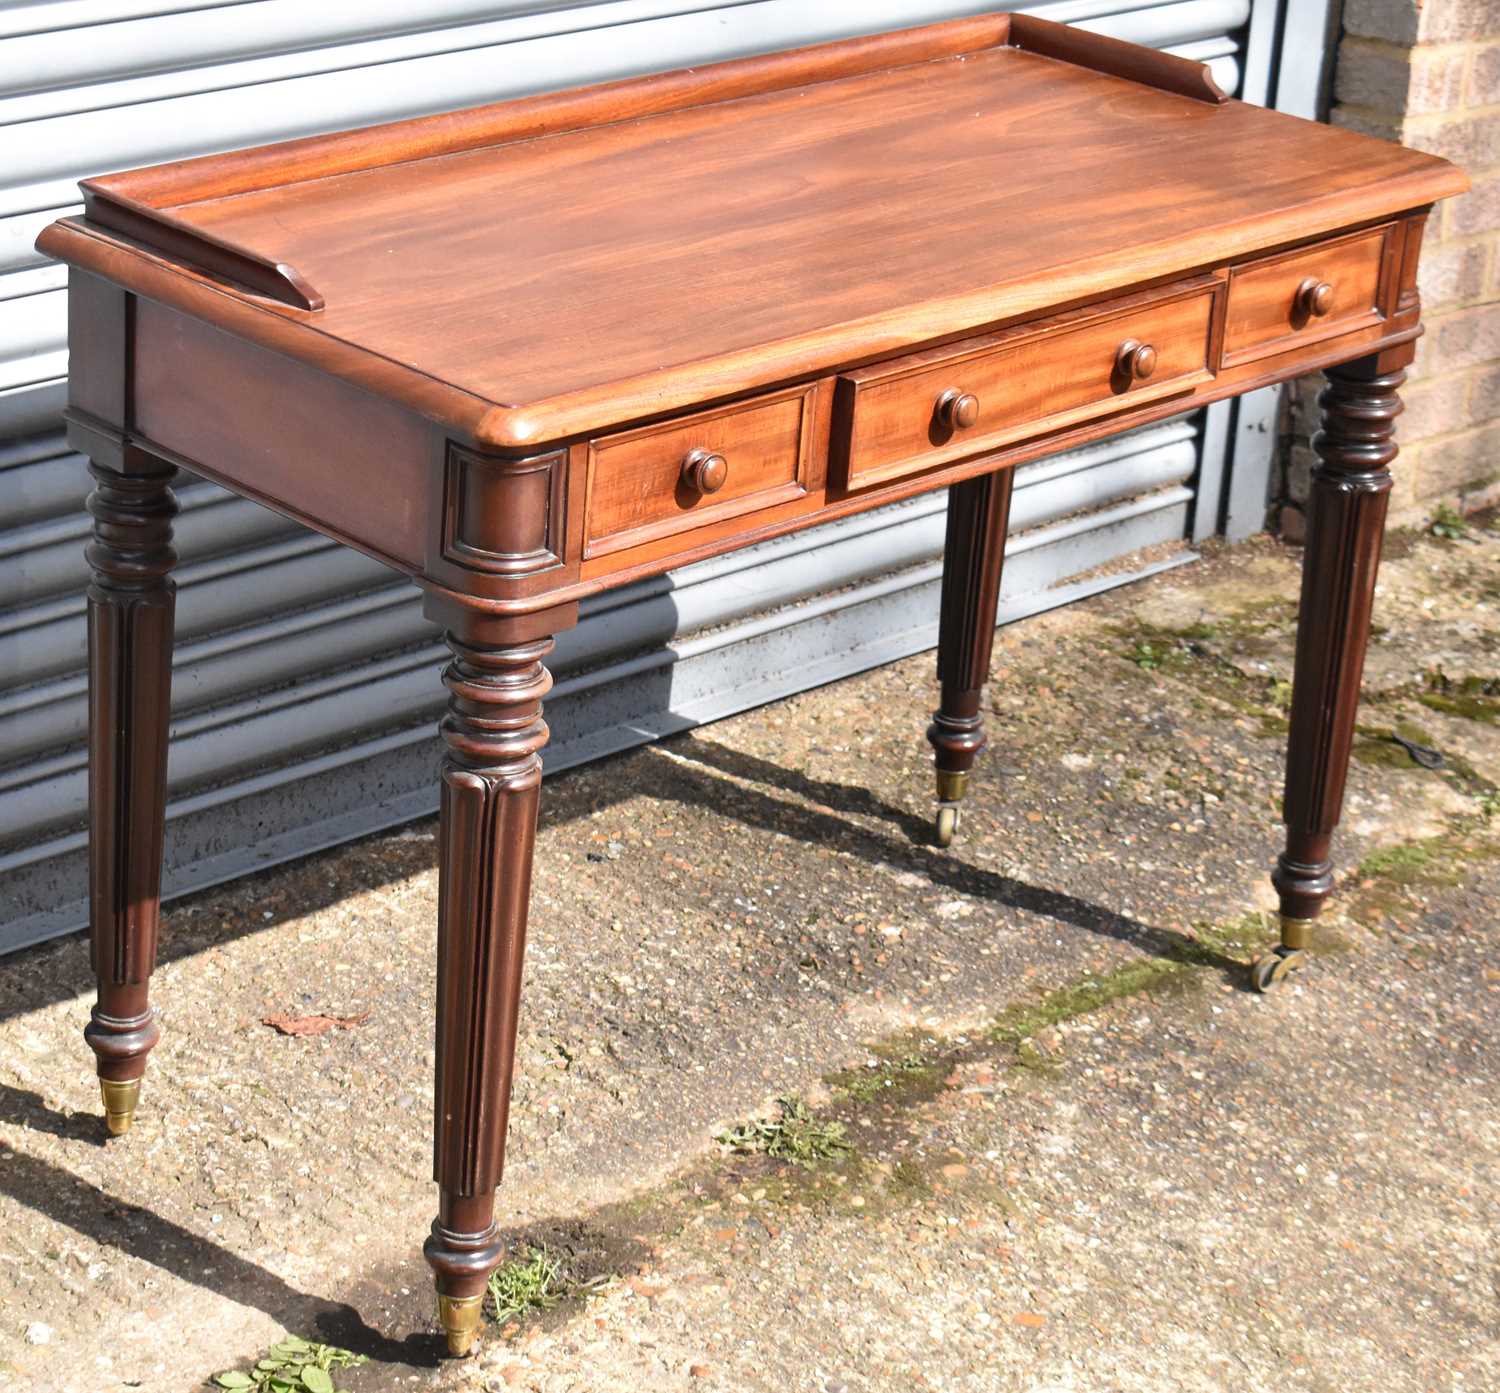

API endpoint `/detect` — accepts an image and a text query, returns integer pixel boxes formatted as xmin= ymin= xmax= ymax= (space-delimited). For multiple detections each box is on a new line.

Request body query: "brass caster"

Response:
xmin=1251 ymin=947 xmax=1308 ymax=994
xmin=934 ymin=769 xmax=968 ymax=805
xmin=437 ymin=1292 xmax=484 ymax=1358
xmin=935 ymin=803 xmax=961 ymax=848
xmin=100 ymin=1078 xmax=141 ymax=1137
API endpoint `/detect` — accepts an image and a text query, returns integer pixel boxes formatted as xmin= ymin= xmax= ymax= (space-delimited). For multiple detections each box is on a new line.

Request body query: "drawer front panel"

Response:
xmin=584 ymin=386 xmax=814 ymax=558
xmin=1222 ymin=226 xmax=1392 ymax=365
xmin=833 ymin=280 xmax=1218 ymax=491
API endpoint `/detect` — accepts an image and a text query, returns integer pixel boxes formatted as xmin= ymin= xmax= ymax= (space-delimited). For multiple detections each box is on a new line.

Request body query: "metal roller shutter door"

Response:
xmin=0 ymin=0 xmax=1299 ymax=951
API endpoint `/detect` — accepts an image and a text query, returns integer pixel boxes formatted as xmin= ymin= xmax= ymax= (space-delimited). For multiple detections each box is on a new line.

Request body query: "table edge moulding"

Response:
xmin=33 ymin=9 xmax=1468 ymax=1359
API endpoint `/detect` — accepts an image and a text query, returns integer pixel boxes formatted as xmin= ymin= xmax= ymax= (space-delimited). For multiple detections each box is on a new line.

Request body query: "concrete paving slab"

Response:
xmin=0 ymin=518 xmax=1495 ymax=1393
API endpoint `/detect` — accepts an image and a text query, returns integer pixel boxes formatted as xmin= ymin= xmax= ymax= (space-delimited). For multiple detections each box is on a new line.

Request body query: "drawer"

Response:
xmin=832 ymin=279 xmax=1218 ymax=491
xmin=583 ymin=384 xmax=815 ymax=558
xmin=1222 ymin=225 xmax=1393 ymax=366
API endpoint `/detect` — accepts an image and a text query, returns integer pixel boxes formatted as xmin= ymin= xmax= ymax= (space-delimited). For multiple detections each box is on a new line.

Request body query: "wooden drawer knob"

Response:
xmin=936 ymin=389 xmax=980 ymax=430
xmin=681 ymin=448 xmax=728 ymax=495
xmin=1115 ymin=339 xmax=1157 ymax=383
xmin=1296 ymin=277 xmax=1335 ymax=318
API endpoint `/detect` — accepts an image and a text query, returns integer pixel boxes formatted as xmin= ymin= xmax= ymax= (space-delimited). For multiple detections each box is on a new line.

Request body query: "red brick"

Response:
xmin=1400 ymin=370 xmax=1472 ymax=439
xmin=1329 ymin=106 xmax=1403 ymax=144
xmin=1343 ymin=0 xmax=1420 ymax=44
xmin=1470 ymin=43 xmax=1500 ymax=105
xmin=1417 ymin=239 xmax=1490 ymax=307
xmin=1411 ymin=418 xmax=1500 ymax=499
xmin=1468 ymin=363 xmax=1500 ymax=424
xmin=1426 ymin=303 xmax=1500 ymax=373
xmin=1403 ymin=110 xmax=1500 ymax=164
xmin=1419 ymin=0 xmax=1500 ymax=42
xmin=1345 ymin=0 xmax=1500 ymax=44
xmin=1335 ymin=39 xmax=1467 ymax=114
xmin=1443 ymin=171 xmax=1500 ymax=241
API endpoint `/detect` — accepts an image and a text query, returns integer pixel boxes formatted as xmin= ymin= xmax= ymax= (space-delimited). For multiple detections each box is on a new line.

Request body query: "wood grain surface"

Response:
xmin=39 ymin=15 xmax=1465 ymax=449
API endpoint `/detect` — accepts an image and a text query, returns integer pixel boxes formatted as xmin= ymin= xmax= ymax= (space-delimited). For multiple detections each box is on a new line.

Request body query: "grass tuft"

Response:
xmin=1429 ymin=504 xmax=1471 ymax=542
xmin=486 ymin=1244 xmax=609 ymax=1328
xmin=715 ymin=1096 xmax=853 ymax=1168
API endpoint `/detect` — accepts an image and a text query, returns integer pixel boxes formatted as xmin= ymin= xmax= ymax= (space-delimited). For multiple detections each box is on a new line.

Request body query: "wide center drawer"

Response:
xmin=832 ymin=278 xmax=1219 ymax=491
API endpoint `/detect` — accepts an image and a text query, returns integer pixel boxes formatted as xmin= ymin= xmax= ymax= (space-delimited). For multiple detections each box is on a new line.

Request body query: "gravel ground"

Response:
xmin=0 ymin=516 xmax=1495 ymax=1393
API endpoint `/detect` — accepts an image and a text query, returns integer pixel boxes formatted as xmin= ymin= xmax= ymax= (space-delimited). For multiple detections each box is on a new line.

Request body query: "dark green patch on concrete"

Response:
xmin=1418 ymin=671 xmax=1500 ymax=725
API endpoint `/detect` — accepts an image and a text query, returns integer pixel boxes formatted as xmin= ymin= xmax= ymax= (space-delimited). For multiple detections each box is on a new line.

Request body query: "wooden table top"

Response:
xmin=41 ymin=12 xmax=1465 ymax=450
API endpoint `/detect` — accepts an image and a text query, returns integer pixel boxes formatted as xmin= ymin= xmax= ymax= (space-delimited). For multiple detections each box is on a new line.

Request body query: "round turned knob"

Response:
xmin=936 ymin=389 xmax=981 ymax=431
xmin=1115 ymin=339 xmax=1157 ymax=383
xmin=1296 ymin=277 xmax=1335 ymax=319
xmin=681 ymin=448 xmax=728 ymax=495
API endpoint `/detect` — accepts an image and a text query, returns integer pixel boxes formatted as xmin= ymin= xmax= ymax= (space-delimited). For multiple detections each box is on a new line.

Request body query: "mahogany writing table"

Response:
xmin=36 ymin=11 xmax=1467 ymax=1357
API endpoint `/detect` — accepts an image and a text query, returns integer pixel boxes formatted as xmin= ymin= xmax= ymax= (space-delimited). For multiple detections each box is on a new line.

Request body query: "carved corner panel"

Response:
xmin=441 ymin=444 xmax=568 ymax=580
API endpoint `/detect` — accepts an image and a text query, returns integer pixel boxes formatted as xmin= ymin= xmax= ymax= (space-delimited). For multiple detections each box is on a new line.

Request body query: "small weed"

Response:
xmin=1429 ymin=504 xmax=1471 ymax=541
xmin=888 ymin=1158 xmax=934 ymax=1196
xmin=1013 ymin=1037 xmax=1062 ymax=1074
xmin=1480 ymin=790 xmax=1500 ymax=820
xmin=715 ymin=1096 xmax=853 ymax=1168
xmin=831 ymin=1052 xmax=934 ymax=1102
xmin=210 ymin=1336 xmax=365 ymax=1393
xmin=1126 ymin=640 xmax=1167 ymax=671
xmin=486 ymin=1244 xmax=609 ymax=1327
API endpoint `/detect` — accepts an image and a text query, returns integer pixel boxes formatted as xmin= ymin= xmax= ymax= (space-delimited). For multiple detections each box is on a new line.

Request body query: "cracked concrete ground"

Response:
xmin=0 ymin=515 xmax=1496 ymax=1393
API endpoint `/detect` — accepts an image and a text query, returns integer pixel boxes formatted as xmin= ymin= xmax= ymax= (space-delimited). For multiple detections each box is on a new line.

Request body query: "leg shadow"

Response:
xmin=0 ymin=1080 xmax=108 ymax=1145
xmin=645 ymin=737 xmax=1245 ymax=979
xmin=665 ymin=730 xmax=936 ymax=844
xmin=0 ymin=1143 xmax=441 ymax=1368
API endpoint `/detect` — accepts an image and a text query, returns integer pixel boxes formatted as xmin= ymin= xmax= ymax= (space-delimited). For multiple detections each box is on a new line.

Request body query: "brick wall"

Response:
xmin=1275 ymin=0 xmax=1499 ymax=534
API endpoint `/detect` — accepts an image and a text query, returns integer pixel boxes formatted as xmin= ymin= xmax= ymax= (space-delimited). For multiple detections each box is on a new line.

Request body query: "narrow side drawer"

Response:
xmin=1221 ymin=225 xmax=1394 ymax=366
xmin=584 ymin=385 xmax=815 ymax=559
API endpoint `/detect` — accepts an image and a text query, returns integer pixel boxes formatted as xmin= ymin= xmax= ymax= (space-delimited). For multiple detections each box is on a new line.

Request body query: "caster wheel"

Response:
xmin=935 ymin=804 xmax=960 ymax=847
xmin=1251 ymin=948 xmax=1306 ymax=993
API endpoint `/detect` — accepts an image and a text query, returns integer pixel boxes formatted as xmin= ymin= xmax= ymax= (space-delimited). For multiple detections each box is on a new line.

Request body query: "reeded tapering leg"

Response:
xmin=1260 ymin=355 xmax=1404 ymax=992
xmin=84 ymin=457 xmax=178 ymax=1134
xmin=423 ymin=629 xmax=552 ymax=1356
xmin=927 ymin=468 xmax=1015 ymax=846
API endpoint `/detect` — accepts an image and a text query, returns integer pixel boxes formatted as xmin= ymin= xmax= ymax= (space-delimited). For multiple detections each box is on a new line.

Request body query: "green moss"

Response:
xmin=1419 ymin=692 xmax=1500 ymax=724
xmin=888 ymin=1158 xmax=936 ymax=1198
xmin=988 ymin=957 xmax=1187 ymax=1046
xmin=828 ymin=1047 xmax=938 ymax=1103
xmin=1110 ymin=612 xmax=1303 ymax=733
xmin=1191 ymin=912 xmax=1276 ymax=960
xmin=1349 ymin=720 xmax=1451 ymax=769
xmin=1356 ymin=838 xmax=1465 ymax=888
xmin=1352 ymin=737 xmax=1420 ymax=768
xmin=1418 ymin=679 xmax=1500 ymax=724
